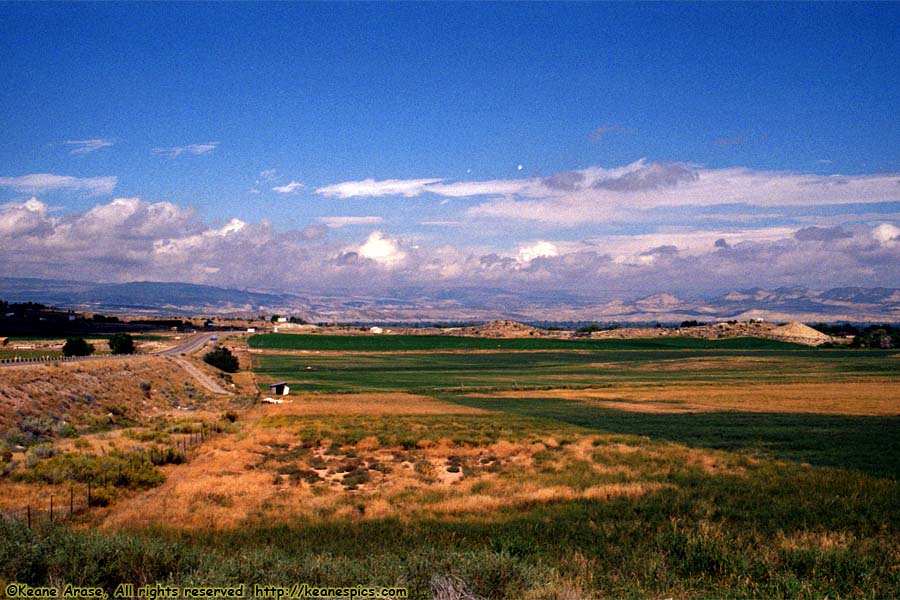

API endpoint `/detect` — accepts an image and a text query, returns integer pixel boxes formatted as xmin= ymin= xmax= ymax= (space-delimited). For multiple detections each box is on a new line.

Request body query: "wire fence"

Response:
xmin=0 ymin=353 xmax=135 ymax=367
xmin=1 ymin=421 xmax=231 ymax=528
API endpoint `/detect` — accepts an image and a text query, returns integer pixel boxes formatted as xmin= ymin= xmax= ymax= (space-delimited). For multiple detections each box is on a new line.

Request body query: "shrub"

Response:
xmin=341 ymin=467 xmax=370 ymax=488
xmin=108 ymin=333 xmax=136 ymax=355
xmin=62 ymin=337 xmax=94 ymax=357
xmin=203 ymin=346 xmax=239 ymax=372
xmin=88 ymin=485 xmax=115 ymax=507
xmin=0 ymin=441 xmax=12 ymax=465
xmin=13 ymin=450 xmax=165 ymax=489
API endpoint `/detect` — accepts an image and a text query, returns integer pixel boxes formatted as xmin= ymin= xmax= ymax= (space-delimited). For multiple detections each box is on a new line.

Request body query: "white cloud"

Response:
xmin=65 ymin=139 xmax=115 ymax=154
xmin=0 ymin=173 xmax=117 ymax=195
xmin=2 ymin=194 xmax=900 ymax=300
xmin=872 ymin=223 xmax=900 ymax=246
xmin=518 ymin=240 xmax=559 ymax=263
xmin=319 ymin=216 xmax=384 ymax=228
xmin=272 ymin=181 xmax=304 ymax=194
xmin=258 ymin=169 xmax=278 ymax=181
xmin=153 ymin=142 xmax=219 ymax=158
xmin=0 ymin=198 xmax=52 ymax=237
xmin=317 ymin=160 xmax=900 ymax=226
xmin=316 ymin=178 xmax=444 ymax=199
xmin=357 ymin=231 xmax=406 ymax=267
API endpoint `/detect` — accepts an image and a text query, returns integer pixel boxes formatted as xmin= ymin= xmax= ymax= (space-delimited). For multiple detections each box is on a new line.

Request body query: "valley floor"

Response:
xmin=1 ymin=335 xmax=899 ymax=598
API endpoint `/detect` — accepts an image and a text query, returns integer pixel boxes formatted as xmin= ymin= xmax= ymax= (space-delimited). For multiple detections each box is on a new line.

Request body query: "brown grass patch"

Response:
xmin=473 ymin=381 xmax=900 ymax=416
xmin=259 ymin=393 xmax=489 ymax=416
xmin=779 ymin=530 xmax=856 ymax=552
xmin=429 ymin=483 xmax=670 ymax=514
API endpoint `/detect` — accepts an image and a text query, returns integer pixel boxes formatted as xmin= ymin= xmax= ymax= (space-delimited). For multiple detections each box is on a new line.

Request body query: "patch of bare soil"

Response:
xmin=0 ymin=357 xmax=227 ymax=433
xmin=623 ymin=356 xmax=783 ymax=372
xmin=258 ymin=393 xmax=489 ymax=416
xmin=456 ymin=320 xmax=545 ymax=338
xmin=768 ymin=322 xmax=833 ymax=345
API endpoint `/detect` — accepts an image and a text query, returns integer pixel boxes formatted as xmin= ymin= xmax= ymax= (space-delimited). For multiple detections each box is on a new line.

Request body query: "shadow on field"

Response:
xmin=449 ymin=396 xmax=900 ymax=479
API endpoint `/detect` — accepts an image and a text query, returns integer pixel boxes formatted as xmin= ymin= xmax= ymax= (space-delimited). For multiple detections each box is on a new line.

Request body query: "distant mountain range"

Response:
xmin=2 ymin=277 xmax=899 ymax=323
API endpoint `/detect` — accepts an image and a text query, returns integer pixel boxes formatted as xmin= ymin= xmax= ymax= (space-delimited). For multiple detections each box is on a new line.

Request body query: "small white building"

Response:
xmin=269 ymin=381 xmax=290 ymax=396
xmin=277 ymin=317 xmax=288 ymax=323
xmin=370 ymin=326 xmax=383 ymax=334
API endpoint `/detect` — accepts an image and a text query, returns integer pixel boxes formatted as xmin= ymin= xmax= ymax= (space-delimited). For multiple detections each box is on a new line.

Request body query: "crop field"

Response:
xmin=2 ymin=335 xmax=899 ymax=599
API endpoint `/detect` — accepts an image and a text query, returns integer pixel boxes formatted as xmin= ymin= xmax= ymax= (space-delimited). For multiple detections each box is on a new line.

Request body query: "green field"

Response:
xmin=249 ymin=332 xmax=807 ymax=351
xmin=252 ymin=345 xmax=900 ymax=393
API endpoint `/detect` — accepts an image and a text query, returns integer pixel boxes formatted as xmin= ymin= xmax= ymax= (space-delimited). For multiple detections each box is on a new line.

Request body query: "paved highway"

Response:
xmin=0 ymin=331 xmax=233 ymax=367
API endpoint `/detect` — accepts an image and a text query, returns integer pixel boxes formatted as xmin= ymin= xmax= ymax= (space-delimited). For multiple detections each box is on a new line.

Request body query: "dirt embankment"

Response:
xmin=0 ymin=357 xmax=226 ymax=435
xmin=588 ymin=320 xmax=836 ymax=346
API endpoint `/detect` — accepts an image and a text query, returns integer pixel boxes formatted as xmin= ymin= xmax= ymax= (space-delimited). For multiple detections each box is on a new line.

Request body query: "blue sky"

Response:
xmin=2 ymin=2 xmax=900 ymax=299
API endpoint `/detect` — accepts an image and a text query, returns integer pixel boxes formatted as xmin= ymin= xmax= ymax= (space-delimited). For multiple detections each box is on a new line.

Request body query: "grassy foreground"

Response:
xmin=2 ymin=336 xmax=899 ymax=598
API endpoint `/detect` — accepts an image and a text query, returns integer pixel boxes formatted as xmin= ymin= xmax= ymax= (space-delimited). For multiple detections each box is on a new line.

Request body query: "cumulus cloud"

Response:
xmin=3 ymin=196 xmax=900 ymax=299
xmin=0 ymin=198 xmax=53 ymax=237
xmin=0 ymin=173 xmax=116 ymax=195
xmin=272 ymin=181 xmax=303 ymax=194
xmin=152 ymin=142 xmax=219 ymax=158
xmin=794 ymin=226 xmax=853 ymax=242
xmin=517 ymin=240 xmax=559 ymax=263
xmin=356 ymin=231 xmax=406 ymax=267
xmin=319 ymin=216 xmax=384 ymax=228
xmin=641 ymin=244 xmax=679 ymax=256
xmin=872 ymin=223 xmax=900 ymax=246
xmin=64 ymin=139 xmax=114 ymax=154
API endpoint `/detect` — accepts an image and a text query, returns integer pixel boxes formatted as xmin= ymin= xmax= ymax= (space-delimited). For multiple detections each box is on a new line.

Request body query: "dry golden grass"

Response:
xmin=427 ymin=482 xmax=672 ymax=515
xmin=99 ymin=432 xmax=288 ymax=530
xmin=259 ymin=392 xmax=489 ymax=416
xmin=471 ymin=381 xmax=900 ymax=416
xmin=89 ymin=407 xmax=770 ymax=531
xmin=779 ymin=530 xmax=856 ymax=552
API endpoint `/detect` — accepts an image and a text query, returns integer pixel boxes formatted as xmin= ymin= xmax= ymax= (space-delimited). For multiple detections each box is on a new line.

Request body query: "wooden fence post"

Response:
xmin=27 ymin=505 xmax=31 ymax=529
xmin=49 ymin=495 xmax=53 ymax=523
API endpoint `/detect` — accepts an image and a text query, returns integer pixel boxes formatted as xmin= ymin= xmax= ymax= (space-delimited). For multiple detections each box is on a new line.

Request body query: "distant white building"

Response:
xmin=247 ymin=328 xmax=256 ymax=333
xmin=269 ymin=381 xmax=290 ymax=396
xmin=277 ymin=317 xmax=288 ymax=323
xmin=370 ymin=326 xmax=383 ymax=334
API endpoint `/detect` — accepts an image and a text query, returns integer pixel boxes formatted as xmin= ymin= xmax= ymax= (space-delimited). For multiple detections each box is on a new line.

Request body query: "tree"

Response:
xmin=63 ymin=337 xmax=94 ymax=357
xmin=203 ymin=346 xmax=239 ymax=372
xmin=851 ymin=325 xmax=900 ymax=349
xmin=109 ymin=333 xmax=136 ymax=355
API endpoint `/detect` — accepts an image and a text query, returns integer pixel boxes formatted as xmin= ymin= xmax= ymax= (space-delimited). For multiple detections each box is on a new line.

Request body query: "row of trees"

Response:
xmin=62 ymin=333 xmax=135 ymax=357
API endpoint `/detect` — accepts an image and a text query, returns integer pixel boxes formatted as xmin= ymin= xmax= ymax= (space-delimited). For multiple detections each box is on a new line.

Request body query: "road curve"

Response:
xmin=0 ymin=332 xmax=236 ymax=395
